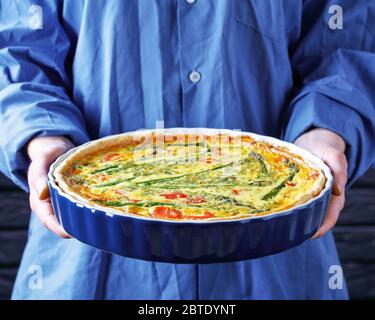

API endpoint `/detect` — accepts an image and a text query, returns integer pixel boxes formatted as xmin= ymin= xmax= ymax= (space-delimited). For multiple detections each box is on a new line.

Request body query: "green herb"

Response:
xmin=167 ymin=142 xmax=206 ymax=147
xmin=94 ymin=200 xmax=126 ymax=207
xmin=200 ymin=193 xmax=255 ymax=209
xmin=218 ymin=196 xmax=254 ymax=209
xmin=94 ymin=200 xmax=212 ymax=210
xmin=71 ymin=176 xmax=85 ymax=185
xmin=249 ymin=208 xmax=268 ymax=214
xmin=138 ymin=184 xmax=235 ymax=189
xmin=248 ymin=180 xmax=272 ymax=186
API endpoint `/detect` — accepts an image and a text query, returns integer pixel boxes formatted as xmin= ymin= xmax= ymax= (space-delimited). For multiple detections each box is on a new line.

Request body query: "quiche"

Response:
xmin=53 ymin=131 xmax=326 ymax=221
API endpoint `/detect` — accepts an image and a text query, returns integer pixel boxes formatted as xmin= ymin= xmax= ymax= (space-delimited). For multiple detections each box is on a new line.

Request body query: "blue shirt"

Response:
xmin=1 ymin=0 xmax=375 ymax=299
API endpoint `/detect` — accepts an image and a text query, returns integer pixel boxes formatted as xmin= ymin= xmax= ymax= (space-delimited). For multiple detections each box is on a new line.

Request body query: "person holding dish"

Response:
xmin=1 ymin=0 xmax=375 ymax=299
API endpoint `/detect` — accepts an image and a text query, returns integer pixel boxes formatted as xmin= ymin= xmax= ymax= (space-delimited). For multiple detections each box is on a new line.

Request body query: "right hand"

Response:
xmin=27 ymin=136 xmax=74 ymax=238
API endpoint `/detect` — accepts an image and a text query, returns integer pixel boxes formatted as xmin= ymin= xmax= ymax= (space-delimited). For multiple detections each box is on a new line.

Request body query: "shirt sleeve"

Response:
xmin=283 ymin=0 xmax=375 ymax=186
xmin=0 ymin=0 xmax=90 ymax=191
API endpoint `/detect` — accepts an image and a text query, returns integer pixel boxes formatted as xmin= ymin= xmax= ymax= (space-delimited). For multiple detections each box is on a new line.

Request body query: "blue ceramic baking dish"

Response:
xmin=48 ymin=128 xmax=333 ymax=264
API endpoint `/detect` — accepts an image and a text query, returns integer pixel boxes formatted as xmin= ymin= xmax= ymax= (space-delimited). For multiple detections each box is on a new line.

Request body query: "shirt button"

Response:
xmin=186 ymin=0 xmax=197 ymax=4
xmin=189 ymin=71 xmax=201 ymax=83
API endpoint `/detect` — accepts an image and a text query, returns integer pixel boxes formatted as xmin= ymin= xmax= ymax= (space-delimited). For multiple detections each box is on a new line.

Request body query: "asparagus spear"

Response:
xmin=261 ymin=163 xmax=299 ymax=200
xmin=249 ymin=151 xmax=268 ymax=174
xmin=92 ymin=176 xmax=136 ymax=188
xmin=138 ymin=180 xmax=272 ymax=189
xmin=134 ymin=162 xmax=234 ymax=185
xmin=91 ymin=165 xmax=120 ymax=174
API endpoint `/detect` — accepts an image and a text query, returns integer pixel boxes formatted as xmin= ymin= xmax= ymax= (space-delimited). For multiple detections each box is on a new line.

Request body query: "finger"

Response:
xmin=30 ymin=191 xmax=71 ymax=238
xmin=28 ymin=142 xmax=74 ymax=199
xmin=295 ymin=143 xmax=348 ymax=195
xmin=320 ymin=148 xmax=348 ymax=195
xmin=28 ymin=161 xmax=49 ymax=200
xmin=312 ymin=194 xmax=345 ymax=239
xmin=28 ymin=137 xmax=73 ymax=162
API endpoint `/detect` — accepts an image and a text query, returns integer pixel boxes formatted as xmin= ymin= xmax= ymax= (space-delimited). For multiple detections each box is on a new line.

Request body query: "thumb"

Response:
xmin=28 ymin=137 xmax=74 ymax=199
xmin=28 ymin=159 xmax=50 ymax=200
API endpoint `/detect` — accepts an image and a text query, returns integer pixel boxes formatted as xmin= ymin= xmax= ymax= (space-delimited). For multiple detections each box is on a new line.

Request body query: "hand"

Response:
xmin=27 ymin=136 xmax=74 ymax=238
xmin=294 ymin=128 xmax=348 ymax=239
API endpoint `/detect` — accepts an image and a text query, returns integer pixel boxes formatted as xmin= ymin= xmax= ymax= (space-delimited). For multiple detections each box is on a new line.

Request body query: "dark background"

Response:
xmin=0 ymin=169 xmax=374 ymax=300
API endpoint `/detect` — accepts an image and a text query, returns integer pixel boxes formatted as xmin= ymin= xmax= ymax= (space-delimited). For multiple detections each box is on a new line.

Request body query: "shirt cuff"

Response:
xmin=0 ymin=114 xmax=90 ymax=192
xmin=283 ymin=92 xmax=362 ymax=186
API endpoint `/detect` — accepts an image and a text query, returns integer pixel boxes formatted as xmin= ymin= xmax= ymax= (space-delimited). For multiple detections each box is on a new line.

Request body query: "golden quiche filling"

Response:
xmin=54 ymin=133 xmax=325 ymax=221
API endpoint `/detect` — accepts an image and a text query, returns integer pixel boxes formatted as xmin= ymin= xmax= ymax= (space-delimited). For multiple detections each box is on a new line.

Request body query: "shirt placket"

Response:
xmin=177 ymin=0 xmax=226 ymax=128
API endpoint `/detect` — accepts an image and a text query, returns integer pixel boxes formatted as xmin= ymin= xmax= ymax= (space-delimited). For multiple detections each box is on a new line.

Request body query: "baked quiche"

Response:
xmin=54 ymin=132 xmax=326 ymax=221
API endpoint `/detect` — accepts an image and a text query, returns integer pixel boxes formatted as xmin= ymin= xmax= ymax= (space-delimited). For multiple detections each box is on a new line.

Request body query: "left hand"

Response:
xmin=294 ymin=128 xmax=348 ymax=239
xmin=27 ymin=136 xmax=74 ymax=238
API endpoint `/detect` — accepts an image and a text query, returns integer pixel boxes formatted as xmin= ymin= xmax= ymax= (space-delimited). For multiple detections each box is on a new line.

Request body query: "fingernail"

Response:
xmin=332 ymin=183 xmax=342 ymax=197
xmin=59 ymin=226 xmax=71 ymax=238
xmin=36 ymin=179 xmax=49 ymax=200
